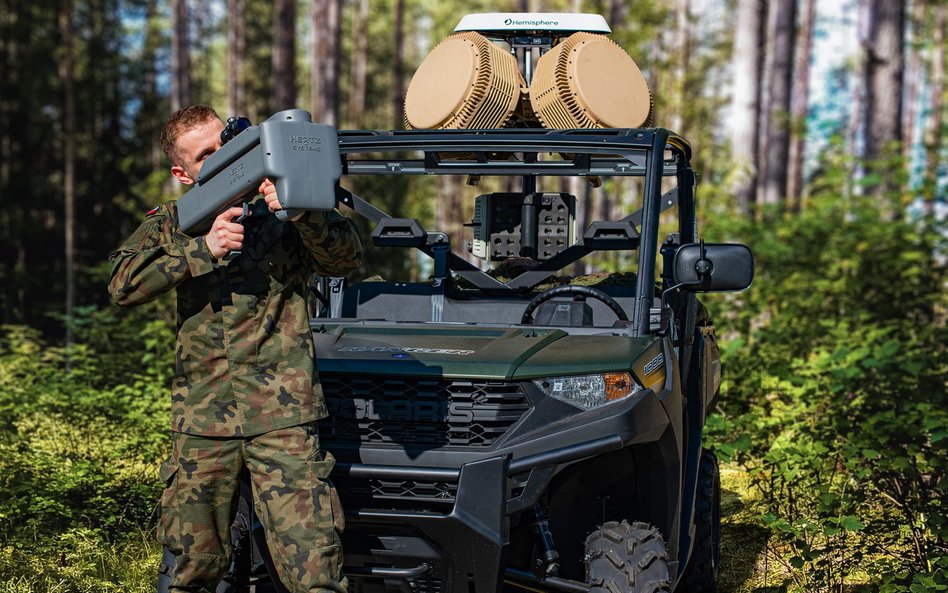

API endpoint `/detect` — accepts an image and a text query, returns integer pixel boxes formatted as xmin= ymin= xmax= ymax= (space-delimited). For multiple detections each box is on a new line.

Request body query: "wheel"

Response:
xmin=585 ymin=520 xmax=670 ymax=593
xmin=521 ymin=285 xmax=629 ymax=324
xmin=680 ymin=449 xmax=720 ymax=592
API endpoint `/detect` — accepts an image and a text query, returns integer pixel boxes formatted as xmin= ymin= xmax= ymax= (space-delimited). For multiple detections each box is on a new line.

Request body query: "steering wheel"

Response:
xmin=520 ymin=285 xmax=629 ymax=325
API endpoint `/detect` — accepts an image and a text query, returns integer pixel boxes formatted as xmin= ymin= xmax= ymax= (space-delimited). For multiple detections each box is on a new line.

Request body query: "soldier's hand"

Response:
xmin=205 ymin=206 xmax=245 ymax=259
xmin=260 ymin=179 xmax=304 ymax=221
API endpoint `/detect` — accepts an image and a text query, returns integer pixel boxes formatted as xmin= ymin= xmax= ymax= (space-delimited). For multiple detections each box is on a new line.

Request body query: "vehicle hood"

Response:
xmin=313 ymin=323 xmax=658 ymax=380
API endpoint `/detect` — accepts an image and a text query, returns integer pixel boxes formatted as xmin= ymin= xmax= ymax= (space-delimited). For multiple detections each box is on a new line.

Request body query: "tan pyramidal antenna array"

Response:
xmin=404 ymin=32 xmax=526 ymax=130
xmin=530 ymin=32 xmax=653 ymax=129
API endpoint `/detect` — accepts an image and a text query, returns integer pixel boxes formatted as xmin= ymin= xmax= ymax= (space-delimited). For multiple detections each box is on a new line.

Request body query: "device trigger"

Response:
xmin=235 ymin=202 xmax=251 ymax=223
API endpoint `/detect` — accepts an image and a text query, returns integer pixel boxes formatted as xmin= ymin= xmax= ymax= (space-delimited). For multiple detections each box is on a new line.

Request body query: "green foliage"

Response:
xmin=704 ymin=190 xmax=947 ymax=591
xmin=0 ymin=304 xmax=172 ymax=585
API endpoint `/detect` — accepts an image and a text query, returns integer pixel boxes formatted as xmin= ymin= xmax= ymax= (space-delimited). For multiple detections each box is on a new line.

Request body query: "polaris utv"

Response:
xmin=159 ymin=13 xmax=753 ymax=593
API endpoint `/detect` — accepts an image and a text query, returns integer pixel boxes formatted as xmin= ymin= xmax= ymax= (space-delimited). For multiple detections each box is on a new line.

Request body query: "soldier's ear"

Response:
xmin=171 ymin=165 xmax=194 ymax=185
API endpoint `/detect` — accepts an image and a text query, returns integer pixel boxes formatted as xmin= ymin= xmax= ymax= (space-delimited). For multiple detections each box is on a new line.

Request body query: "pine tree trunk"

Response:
xmin=605 ymin=0 xmax=626 ymax=222
xmin=436 ymin=176 xmax=468 ymax=263
xmin=787 ymin=0 xmax=815 ymax=211
xmin=561 ymin=176 xmax=589 ymax=276
xmin=923 ymin=3 xmax=945 ymax=202
xmin=670 ymin=0 xmax=691 ymax=132
xmin=608 ymin=0 xmax=625 ymax=31
xmin=758 ymin=0 xmax=797 ymax=211
xmin=309 ymin=0 xmax=321 ymax=119
xmin=171 ymin=0 xmax=191 ymax=112
xmin=227 ymin=0 xmax=246 ymax=116
xmin=864 ymin=0 xmax=905 ymax=200
xmin=393 ymin=0 xmax=405 ymax=128
xmin=648 ymin=22 xmax=666 ymax=125
xmin=273 ymin=0 xmax=296 ymax=110
xmin=243 ymin=0 xmax=273 ymax=122
xmin=331 ymin=0 xmax=342 ymax=124
xmin=311 ymin=0 xmax=340 ymax=125
xmin=349 ymin=0 xmax=368 ymax=128
xmin=60 ymin=0 xmax=75 ymax=351
xmin=730 ymin=0 xmax=765 ymax=217
xmin=902 ymin=0 xmax=924 ymax=164
xmin=850 ymin=0 xmax=870 ymax=195
xmin=144 ymin=0 xmax=162 ymax=168
xmin=0 ymin=7 xmax=10 ymax=317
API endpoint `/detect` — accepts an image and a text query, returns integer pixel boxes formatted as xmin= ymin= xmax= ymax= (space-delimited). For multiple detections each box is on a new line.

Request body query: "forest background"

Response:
xmin=0 ymin=0 xmax=945 ymax=591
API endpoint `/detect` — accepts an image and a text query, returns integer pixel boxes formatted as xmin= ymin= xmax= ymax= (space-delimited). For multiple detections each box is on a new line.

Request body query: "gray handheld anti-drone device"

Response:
xmin=176 ymin=109 xmax=341 ymax=235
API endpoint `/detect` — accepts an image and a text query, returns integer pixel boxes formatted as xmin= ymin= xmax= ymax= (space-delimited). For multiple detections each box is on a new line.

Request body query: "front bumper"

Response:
xmin=322 ymin=378 xmax=676 ymax=593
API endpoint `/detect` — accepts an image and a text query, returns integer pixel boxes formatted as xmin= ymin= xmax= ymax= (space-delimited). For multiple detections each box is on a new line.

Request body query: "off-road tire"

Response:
xmin=680 ymin=449 xmax=720 ymax=592
xmin=585 ymin=520 xmax=670 ymax=593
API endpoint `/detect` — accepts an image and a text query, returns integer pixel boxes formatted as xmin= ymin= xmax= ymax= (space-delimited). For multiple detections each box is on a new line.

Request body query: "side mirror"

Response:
xmin=671 ymin=242 xmax=754 ymax=292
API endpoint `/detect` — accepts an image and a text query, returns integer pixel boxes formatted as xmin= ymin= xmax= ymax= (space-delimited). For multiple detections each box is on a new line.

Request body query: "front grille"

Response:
xmin=369 ymin=478 xmax=457 ymax=501
xmin=335 ymin=474 xmax=458 ymax=508
xmin=407 ymin=575 xmax=443 ymax=593
xmin=319 ymin=376 xmax=530 ymax=448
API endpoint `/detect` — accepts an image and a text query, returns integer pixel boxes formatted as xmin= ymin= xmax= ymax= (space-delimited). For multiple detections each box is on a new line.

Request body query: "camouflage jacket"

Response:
xmin=108 ymin=199 xmax=363 ymax=437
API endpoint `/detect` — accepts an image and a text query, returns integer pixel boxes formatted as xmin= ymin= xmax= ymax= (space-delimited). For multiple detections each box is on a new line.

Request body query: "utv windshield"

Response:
xmin=327 ymin=128 xmax=695 ymax=336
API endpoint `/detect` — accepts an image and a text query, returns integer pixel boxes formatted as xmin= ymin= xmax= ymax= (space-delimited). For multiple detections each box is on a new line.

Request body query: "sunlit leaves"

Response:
xmin=704 ymin=189 xmax=946 ymax=590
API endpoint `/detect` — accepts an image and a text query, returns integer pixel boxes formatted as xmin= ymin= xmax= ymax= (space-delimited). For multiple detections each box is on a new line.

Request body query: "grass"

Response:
xmin=0 ymin=466 xmax=768 ymax=592
xmin=719 ymin=461 xmax=784 ymax=593
xmin=0 ymin=529 xmax=160 ymax=593
xmin=0 ymin=461 xmax=882 ymax=592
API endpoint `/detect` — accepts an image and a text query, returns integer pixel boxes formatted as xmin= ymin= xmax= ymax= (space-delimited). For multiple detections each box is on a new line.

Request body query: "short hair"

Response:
xmin=159 ymin=105 xmax=222 ymax=166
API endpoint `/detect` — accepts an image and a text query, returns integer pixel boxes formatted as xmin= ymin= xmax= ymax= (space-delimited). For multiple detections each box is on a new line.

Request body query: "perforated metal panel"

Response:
xmin=530 ymin=32 xmax=653 ymax=129
xmin=404 ymin=32 xmax=527 ymax=130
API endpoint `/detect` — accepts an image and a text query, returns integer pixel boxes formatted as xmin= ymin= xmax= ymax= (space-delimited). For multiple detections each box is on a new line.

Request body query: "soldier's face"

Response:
xmin=170 ymin=118 xmax=226 ymax=185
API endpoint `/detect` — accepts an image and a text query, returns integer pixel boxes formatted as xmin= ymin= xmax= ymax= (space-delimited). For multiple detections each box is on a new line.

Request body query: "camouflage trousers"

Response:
xmin=158 ymin=423 xmax=347 ymax=593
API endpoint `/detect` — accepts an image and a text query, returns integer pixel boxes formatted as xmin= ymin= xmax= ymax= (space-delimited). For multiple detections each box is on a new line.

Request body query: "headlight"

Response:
xmin=533 ymin=372 xmax=642 ymax=410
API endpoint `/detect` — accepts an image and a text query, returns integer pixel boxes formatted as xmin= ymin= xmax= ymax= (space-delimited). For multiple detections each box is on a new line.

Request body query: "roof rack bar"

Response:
xmin=342 ymin=159 xmax=677 ymax=177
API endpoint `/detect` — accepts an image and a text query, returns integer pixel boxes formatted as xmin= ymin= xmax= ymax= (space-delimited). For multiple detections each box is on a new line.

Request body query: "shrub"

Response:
xmin=705 ymin=193 xmax=947 ymax=591
xmin=0 ymin=303 xmax=173 ymax=586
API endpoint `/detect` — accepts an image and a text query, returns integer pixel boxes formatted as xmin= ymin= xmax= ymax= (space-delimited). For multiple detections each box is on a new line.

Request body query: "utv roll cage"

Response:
xmin=326 ymin=127 xmax=695 ymax=338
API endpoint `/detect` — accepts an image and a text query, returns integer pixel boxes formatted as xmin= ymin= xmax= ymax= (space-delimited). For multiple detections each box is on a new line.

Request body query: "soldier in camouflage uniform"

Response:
xmin=108 ymin=105 xmax=362 ymax=593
